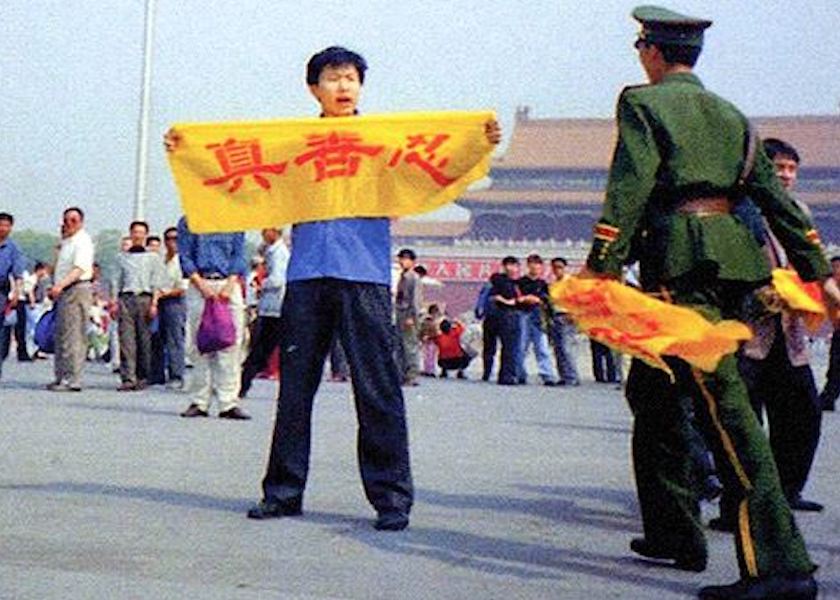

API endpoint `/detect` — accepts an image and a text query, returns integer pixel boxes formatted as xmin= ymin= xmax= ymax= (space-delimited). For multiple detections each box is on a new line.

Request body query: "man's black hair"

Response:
xmin=397 ymin=248 xmax=417 ymax=260
xmin=164 ymin=226 xmax=178 ymax=238
xmin=0 ymin=212 xmax=13 ymax=225
xmin=526 ymin=253 xmax=543 ymax=264
xmin=34 ymin=261 xmax=46 ymax=270
xmin=129 ymin=220 xmax=149 ymax=232
xmin=656 ymin=43 xmax=701 ymax=67
xmin=763 ymin=138 xmax=801 ymax=164
xmin=414 ymin=265 xmax=427 ymax=277
xmin=831 ymin=256 xmax=840 ymax=263
xmin=439 ymin=319 xmax=452 ymax=334
xmin=551 ymin=257 xmax=568 ymax=266
xmin=146 ymin=235 xmax=161 ymax=245
xmin=501 ymin=256 xmax=519 ymax=266
xmin=306 ymin=46 xmax=367 ymax=85
xmin=64 ymin=206 xmax=85 ymax=220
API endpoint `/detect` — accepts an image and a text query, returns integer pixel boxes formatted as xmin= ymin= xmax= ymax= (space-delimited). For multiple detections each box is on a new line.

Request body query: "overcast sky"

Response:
xmin=3 ymin=0 xmax=839 ymax=234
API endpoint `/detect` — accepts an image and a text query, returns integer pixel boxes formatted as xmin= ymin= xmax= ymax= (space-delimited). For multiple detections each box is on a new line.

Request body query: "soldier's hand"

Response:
xmin=484 ymin=120 xmax=502 ymax=145
xmin=164 ymin=128 xmax=182 ymax=153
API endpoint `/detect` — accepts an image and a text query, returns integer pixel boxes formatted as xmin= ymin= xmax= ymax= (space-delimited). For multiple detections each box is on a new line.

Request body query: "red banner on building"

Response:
xmin=419 ymin=256 xmax=584 ymax=283
xmin=420 ymin=258 xmax=498 ymax=282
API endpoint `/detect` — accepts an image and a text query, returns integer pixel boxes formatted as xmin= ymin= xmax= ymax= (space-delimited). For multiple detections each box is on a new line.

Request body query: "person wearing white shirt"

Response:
xmin=238 ymin=228 xmax=289 ymax=398
xmin=158 ymin=226 xmax=189 ymax=389
xmin=48 ymin=207 xmax=95 ymax=392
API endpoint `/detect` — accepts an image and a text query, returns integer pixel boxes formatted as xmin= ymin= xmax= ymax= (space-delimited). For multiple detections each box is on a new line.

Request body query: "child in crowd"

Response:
xmin=419 ymin=303 xmax=443 ymax=377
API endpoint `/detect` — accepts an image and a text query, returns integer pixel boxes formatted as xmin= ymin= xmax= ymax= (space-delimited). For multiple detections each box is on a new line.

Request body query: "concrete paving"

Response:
xmin=0 ymin=354 xmax=838 ymax=599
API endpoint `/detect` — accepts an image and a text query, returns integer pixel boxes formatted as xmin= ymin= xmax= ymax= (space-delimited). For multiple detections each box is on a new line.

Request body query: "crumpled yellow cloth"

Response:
xmin=549 ymin=277 xmax=752 ymax=380
xmin=771 ymin=268 xmax=827 ymax=333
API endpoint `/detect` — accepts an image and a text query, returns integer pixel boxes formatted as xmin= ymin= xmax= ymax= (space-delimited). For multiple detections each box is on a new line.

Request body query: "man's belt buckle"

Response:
xmin=675 ymin=196 xmax=732 ymax=216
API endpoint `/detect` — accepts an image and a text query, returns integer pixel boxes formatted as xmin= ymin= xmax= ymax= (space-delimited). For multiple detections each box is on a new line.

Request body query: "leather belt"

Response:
xmin=675 ymin=196 xmax=732 ymax=216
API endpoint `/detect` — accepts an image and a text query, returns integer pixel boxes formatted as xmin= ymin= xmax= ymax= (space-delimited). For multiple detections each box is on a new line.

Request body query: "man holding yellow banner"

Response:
xmin=166 ymin=46 xmax=500 ymax=531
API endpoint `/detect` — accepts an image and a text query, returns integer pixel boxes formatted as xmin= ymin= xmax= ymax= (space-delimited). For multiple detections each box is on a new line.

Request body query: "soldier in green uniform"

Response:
xmin=581 ymin=6 xmax=826 ymax=599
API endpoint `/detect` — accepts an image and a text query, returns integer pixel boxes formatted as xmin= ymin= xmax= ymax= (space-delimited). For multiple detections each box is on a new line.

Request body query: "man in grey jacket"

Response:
xmin=394 ymin=248 xmax=423 ymax=386
xmin=114 ymin=220 xmax=166 ymax=391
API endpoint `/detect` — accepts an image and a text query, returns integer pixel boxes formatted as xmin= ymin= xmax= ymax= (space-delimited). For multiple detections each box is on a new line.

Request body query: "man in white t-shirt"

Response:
xmin=48 ymin=207 xmax=95 ymax=392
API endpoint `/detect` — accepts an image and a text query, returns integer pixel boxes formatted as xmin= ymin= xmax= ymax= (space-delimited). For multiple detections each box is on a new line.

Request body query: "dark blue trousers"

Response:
xmin=497 ymin=309 xmax=521 ymax=385
xmin=159 ymin=297 xmax=185 ymax=382
xmin=261 ymin=279 xmax=413 ymax=515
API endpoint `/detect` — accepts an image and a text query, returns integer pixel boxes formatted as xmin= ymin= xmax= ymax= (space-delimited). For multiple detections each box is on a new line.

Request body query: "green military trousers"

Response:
xmin=625 ymin=287 xmax=814 ymax=579
xmin=626 ymin=360 xmax=707 ymax=560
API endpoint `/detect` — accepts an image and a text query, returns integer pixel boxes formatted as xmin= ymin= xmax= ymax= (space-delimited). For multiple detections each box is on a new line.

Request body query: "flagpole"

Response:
xmin=133 ymin=0 xmax=157 ymax=221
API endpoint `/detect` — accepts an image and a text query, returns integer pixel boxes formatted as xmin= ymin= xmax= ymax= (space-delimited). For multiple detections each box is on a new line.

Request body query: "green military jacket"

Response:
xmin=587 ymin=72 xmax=828 ymax=287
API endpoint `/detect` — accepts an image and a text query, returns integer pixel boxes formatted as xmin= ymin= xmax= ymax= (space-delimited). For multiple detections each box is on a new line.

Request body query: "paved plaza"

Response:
xmin=0 ymin=355 xmax=838 ymax=599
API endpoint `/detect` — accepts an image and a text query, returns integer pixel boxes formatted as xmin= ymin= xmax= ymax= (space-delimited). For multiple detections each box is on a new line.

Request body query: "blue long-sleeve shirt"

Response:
xmin=0 ymin=238 xmax=25 ymax=290
xmin=287 ymin=217 xmax=391 ymax=286
xmin=176 ymin=217 xmax=247 ymax=278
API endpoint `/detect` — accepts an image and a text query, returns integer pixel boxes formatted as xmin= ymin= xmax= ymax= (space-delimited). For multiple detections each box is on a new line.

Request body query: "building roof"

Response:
xmin=497 ymin=113 xmax=840 ymax=170
xmin=392 ymin=219 xmax=471 ymax=238
xmin=459 ymin=189 xmax=601 ymax=205
xmin=460 ymin=188 xmax=840 ymax=207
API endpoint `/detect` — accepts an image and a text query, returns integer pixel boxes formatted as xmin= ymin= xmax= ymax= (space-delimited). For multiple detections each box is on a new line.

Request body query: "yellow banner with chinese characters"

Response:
xmin=549 ymin=277 xmax=752 ymax=380
xmin=166 ymin=110 xmax=495 ymax=233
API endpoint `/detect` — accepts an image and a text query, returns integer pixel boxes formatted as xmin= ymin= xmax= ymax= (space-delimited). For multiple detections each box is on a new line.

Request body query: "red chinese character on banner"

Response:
xmin=293 ymin=131 xmax=384 ymax=181
xmin=388 ymin=133 xmax=455 ymax=186
xmin=203 ymin=138 xmax=287 ymax=193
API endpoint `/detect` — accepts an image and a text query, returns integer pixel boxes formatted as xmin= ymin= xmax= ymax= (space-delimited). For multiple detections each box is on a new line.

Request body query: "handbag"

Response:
xmin=196 ymin=298 xmax=237 ymax=353
xmin=34 ymin=308 xmax=58 ymax=353
xmin=3 ymin=304 xmax=17 ymax=327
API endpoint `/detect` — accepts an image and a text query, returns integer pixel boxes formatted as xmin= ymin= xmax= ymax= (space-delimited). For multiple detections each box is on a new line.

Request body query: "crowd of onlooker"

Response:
xmin=392 ymin=249 xmax=623 ymax=388
xmin=0 ymin=209 xmax=632 ymax=398
xmin=5 ymin=210 xmax=839 ymax=414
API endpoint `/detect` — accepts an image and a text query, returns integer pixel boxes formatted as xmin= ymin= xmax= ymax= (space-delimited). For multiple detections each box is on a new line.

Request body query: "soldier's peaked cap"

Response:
xmin=632 ymin=5 xmax=712 ymax=48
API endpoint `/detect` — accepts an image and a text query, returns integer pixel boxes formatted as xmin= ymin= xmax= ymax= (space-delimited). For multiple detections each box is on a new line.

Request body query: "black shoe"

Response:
xmin=629 ymin=538 xmax=707 ymax=572
xmin=219 ymin=406 xmax=251 ymax=420
xmin=180 ymin=404 xmax=208 ymax=418
xmin=788 ymin=495 xmax=824 ymax=512
xmin=247 ymin=499 xmax=303 ymax=520
xmin=698 ymin=574 xmax=817 ymax=599
xmin=481 ymin=373 xmax=490 ymax=382
xmin=456 ymin=371 xmax=467 ymax=380
xmin=543 ymin=380 xmax=557 ymax=387
xmin=708 ymin=517 xmax=736 ymax=533
xmin=374 ymin=511 xmax=409 ymax=531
